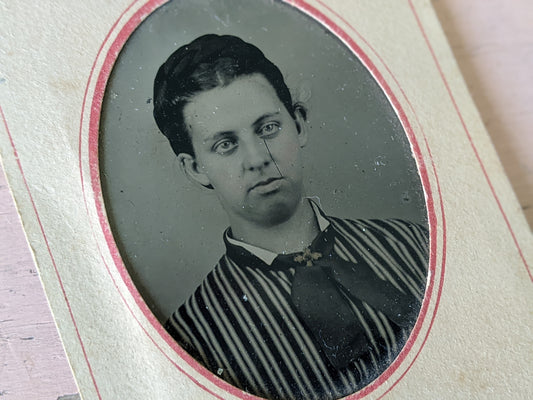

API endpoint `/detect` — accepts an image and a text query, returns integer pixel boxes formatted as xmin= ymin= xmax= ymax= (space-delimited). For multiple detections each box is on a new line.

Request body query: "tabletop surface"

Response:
xmin=1 ymin=1 xmax=532 ymax=399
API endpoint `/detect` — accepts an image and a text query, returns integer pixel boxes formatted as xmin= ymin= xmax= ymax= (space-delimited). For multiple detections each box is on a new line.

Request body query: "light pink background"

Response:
xmin=1 ymin=1 xmax=531 ymax=398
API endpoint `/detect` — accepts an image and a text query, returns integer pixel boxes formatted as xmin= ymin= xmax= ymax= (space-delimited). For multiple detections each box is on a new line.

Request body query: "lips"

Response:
xmin=249 ymin=177 xmax=283 ymax=192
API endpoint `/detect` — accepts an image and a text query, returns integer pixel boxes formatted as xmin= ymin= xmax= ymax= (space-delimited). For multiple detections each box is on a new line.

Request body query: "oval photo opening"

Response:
xmin=99 ymin=1 xmax=430 ymax=399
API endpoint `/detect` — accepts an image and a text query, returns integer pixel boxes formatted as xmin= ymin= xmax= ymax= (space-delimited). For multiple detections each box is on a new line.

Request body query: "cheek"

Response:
xmin=204 ymin=160 xmax=244 ymax=189
xmin=275 ymin=140 xmax=302 ymax=167
xmin=202 ymin=157 xmax=234 ymax=177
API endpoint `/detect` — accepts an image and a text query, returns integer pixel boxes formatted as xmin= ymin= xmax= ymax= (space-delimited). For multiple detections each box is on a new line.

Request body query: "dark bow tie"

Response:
xmin=273 ymin=226 xmax=419 ymax=369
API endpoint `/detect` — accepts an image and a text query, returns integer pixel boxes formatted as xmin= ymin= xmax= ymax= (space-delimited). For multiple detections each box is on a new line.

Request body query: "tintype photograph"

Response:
xmin=99 ymin=0 xmax=429 ymax=398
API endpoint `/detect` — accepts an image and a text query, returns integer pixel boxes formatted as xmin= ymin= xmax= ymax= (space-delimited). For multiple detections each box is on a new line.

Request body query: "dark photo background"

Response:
xmin=99 ymin=0 xmax=428 ymax=321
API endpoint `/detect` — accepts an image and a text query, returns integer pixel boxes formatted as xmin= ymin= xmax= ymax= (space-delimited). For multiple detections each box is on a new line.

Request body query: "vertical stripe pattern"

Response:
xmin=165 ymin=218 xmax=428 ymax=400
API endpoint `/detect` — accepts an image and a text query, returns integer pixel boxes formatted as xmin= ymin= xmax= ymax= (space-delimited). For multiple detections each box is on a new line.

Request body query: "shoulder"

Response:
xmin=171 ymin=254 xmax=244 ymax=323
xmin=179 ymin=256 xmax=230 ymax=307
xmin=328 ymin=216 xmax=428 ymax=253
xmin=164 ymin=258 xmax=229 ymax=362
xmin=327 ymin=216 xmax=429 ymax=298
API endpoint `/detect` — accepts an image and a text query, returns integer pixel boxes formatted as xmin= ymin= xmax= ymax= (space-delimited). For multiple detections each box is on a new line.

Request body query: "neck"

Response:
xmin=230 ymin=199 xmax=319 ymax=254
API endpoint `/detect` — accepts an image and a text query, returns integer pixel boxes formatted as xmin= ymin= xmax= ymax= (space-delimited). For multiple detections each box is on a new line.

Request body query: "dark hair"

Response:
xmin=153 ymin=34 xmax=302 ymax=157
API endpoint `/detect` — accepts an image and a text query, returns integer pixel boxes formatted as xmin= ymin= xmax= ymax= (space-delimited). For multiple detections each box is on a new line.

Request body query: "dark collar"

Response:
xmin=223 ymin=221 xmax=338 ymax=271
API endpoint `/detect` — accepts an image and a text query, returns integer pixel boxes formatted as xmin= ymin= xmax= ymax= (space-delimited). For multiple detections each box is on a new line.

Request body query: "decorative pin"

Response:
xmin=294 ymin=248 xmax=322 ymax=267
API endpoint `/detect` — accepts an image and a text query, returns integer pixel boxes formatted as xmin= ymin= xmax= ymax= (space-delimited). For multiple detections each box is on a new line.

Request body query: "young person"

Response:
xmin=153 ymin=34 xmax=428 ymax=400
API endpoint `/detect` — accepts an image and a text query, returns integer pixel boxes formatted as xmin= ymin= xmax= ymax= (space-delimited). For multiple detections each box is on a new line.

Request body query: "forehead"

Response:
xmin=183 ymin=74 xmax=286 ymax=140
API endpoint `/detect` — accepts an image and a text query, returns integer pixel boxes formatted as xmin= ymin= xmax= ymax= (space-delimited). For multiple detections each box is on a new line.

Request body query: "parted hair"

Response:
xmin=153 ymin=34 xmax=302 ymax=157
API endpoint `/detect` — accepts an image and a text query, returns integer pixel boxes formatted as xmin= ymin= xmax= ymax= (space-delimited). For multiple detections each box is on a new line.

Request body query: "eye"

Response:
xmin=258 ymin=122 xmax=281 ymax=138
xmin=213 ymin=138 xmax=237 ymax=155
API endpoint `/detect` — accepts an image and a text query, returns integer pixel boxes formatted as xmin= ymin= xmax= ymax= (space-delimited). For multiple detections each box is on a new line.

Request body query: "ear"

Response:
xmin=294 ymin=105 xmax=308 ymax=148
xmin=177 ymin=153 xmax=213 ymax=189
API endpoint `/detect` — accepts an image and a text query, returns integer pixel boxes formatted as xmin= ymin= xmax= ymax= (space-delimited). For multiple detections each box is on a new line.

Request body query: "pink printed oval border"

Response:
xmin=82 ymin=1 xmax=446 ymax=398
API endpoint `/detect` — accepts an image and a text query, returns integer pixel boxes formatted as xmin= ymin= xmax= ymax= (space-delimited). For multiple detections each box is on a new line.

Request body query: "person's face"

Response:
xmin=179 ymin=73 xmax=308 ymax=228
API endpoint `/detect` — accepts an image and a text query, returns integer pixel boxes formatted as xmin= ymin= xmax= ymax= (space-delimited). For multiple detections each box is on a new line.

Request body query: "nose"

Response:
xmin=242 ymin=137 xmax=271 ymax=171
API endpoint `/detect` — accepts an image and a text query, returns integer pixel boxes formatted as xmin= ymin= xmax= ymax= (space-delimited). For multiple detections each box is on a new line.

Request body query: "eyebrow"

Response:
xmin=207 ymin=130 xmax=235 ymax=144
xmin=252 ymin=112 xmax=281 ymax=131
xmin=205 ymin=111 xmax=282 ymax=143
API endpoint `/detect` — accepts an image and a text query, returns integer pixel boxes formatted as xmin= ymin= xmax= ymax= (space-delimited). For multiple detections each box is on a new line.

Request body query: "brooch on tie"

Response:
xmin=294 ymin=248 xmax=322 ymax=267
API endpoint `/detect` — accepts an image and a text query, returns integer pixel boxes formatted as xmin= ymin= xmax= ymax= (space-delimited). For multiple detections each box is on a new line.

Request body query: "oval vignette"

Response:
xmin=90 ymin=0 xmax=437 ymax=399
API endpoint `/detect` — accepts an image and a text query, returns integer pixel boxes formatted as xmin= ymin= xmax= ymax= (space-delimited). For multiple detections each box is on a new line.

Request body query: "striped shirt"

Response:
xmin=166 ymin=215 xmax=428 ymax=400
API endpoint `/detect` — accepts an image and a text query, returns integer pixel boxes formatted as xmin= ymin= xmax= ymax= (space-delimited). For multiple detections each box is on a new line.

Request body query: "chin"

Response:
xmin=251 ymin=198 xmax=300 ymax=227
